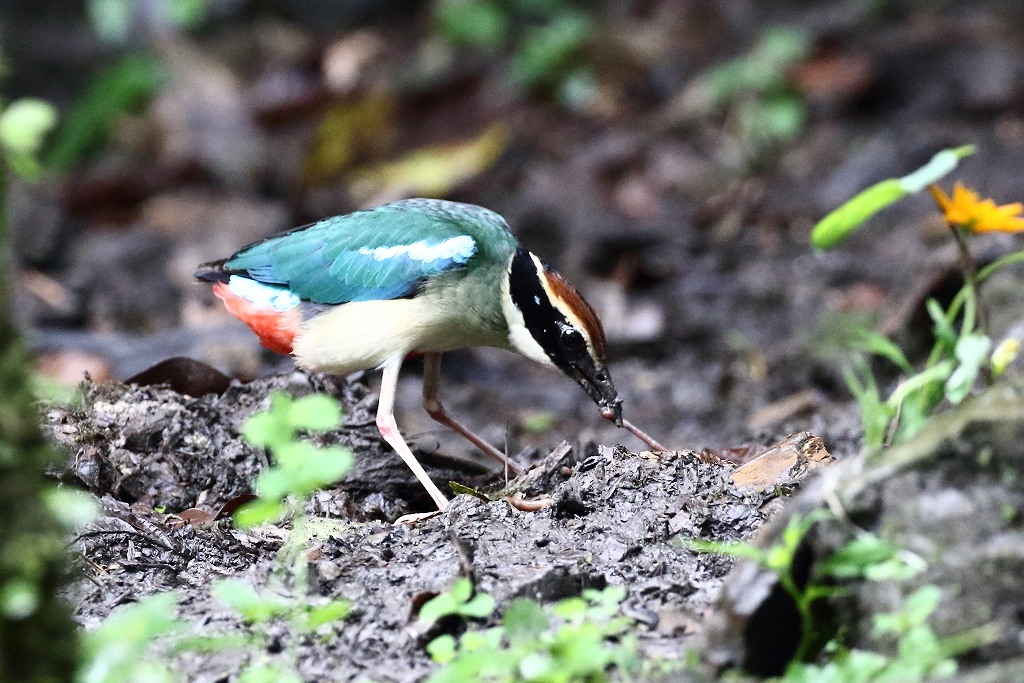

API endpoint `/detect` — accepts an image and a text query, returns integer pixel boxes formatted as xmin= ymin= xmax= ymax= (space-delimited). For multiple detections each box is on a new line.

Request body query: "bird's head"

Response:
xmin=503 ymin=247 xmax=623 ymax=426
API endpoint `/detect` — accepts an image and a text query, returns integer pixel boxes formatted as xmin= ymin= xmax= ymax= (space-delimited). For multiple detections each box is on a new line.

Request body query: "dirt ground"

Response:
xmin=50 ymin=371 xmax=839 ymax=680
xmin=5 ymin=0 xmax=1024 ymax=680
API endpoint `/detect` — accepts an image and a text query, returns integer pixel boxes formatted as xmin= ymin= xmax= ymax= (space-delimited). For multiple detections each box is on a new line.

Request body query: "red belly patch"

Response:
xmin=212 ymin=282 xmax=301 ymax=355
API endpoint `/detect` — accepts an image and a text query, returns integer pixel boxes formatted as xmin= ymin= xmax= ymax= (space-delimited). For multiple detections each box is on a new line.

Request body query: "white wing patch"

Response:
xmin=228 ymin=275 xmax=301 ymax=311
xmin=357 ymin=235 xmax=476 ymax=264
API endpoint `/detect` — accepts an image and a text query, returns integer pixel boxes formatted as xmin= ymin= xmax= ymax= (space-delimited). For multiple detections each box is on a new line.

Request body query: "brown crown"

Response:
xmin=542 ymin=268 xmax=607 ymax=361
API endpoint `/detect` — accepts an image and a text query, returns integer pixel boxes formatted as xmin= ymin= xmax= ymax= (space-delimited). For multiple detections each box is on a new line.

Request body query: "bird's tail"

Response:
xmin=194 ymin=259 xmax=231 ymax=283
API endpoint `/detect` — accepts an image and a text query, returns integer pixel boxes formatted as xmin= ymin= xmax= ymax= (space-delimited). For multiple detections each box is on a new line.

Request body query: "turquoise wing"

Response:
xmin=218 ymin=199 xmax=511 ymax=305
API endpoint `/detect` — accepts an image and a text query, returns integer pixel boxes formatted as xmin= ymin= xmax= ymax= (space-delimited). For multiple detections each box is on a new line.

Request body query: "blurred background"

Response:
xmin=3 ymin=0 xmax=1024 ymax=462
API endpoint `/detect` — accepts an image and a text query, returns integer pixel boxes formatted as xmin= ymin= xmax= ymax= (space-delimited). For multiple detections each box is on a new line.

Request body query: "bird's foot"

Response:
xmin=394 ymin=509 xmax=445 ymax=525
xmin=505 ymin=494 xmax=553 ymax=512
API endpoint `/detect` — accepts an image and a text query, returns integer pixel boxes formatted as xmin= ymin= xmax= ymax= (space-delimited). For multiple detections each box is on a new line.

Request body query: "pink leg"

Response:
xmin=421 ymin=353 xmax=521 ymax=475
xmin=377 ymin=355 xmax=449 ymax=511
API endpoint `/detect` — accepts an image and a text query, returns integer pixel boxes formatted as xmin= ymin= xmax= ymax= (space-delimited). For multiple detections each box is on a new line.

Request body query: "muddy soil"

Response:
xmin=51 ymin=371 xmax=826 ymax=681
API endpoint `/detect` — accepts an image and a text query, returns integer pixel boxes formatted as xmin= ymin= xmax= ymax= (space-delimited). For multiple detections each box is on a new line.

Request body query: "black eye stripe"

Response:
xmin=510 ymin=248 xmax=572 ymax=362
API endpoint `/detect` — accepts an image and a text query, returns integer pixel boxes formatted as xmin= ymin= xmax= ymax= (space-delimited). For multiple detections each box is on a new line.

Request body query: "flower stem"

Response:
xmin=948 ymin=223 xmax=987 ymax=335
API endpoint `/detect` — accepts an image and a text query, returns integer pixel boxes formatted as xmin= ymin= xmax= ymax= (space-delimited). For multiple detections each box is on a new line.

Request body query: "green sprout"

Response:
xmin=423 ymin=584 xmax=639 ymax=683
xmin=234 ymin=392 xmax=353 ymax=527
xmin=432 ymin=0 xmax=595 ymax=106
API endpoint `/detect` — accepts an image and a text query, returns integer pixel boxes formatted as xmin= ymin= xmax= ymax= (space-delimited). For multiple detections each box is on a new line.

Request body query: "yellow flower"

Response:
xmin=929 ymin=182 xmax=1024 ymax=233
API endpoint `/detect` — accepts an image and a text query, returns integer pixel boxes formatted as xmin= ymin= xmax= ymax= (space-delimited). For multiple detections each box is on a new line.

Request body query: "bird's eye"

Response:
xmin=558 ymin=326 xmax=586 ymax=355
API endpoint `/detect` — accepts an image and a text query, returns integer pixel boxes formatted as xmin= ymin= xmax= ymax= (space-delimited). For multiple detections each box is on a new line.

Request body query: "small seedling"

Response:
xmin=203 ymin=392 xmax=354 ymax=680
xmin=680 ymin=25 xmax=810 ymax=159
xmin=419 ymin=578 xmax=497 ymax=623
xmin=423 ymin=584 xmax=639 ymax=683
xmin=77 ymin=593 xmax=182 ymax=683
xmin=432 ymin=0 xmax=595 ymax=106
xmin=688 ymin=511 xmax=925 ymax=664
xmin=690 ymin=511 xmax=996 ymax=680
xmin=76 ymin=393 xmax=354 ymax=682
xmin=779 ymin=584 xmax=993 ymax=683
xmin=234 ymin=392 xmax=353 ymax=527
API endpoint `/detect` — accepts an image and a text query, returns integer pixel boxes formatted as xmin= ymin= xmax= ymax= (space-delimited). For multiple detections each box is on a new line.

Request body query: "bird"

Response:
xmin=196 ymin=198 xmax=666 ymax=512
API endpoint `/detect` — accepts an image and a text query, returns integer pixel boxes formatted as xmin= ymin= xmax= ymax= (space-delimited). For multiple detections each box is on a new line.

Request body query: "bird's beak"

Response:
xmin=570 ymin=360 xmax=623 ymax=427
xmin=570 ymin=360 xmax=668 ymax=452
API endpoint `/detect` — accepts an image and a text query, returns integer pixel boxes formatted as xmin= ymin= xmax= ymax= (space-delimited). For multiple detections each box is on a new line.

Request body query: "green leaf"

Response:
xmin=0 ymin=579 xmax=39 ymax=619
xmin=887 ymin=360 xmax=954 ymax=409
xmin=44 ymin=487 xmax=99 ymax=528
xmin=163 ymin=0 xmax=208 ymax=30
xmin=289 ymin=446 xmax=353 ymax=493
xmin=811 ymin=179 xmax=907 ymax=249
xmin=427 ymin=634 xmax=458 ymax=663
xmin=811 ymin=145 xmax=974 ymax=250
xmin=448 ymin=481 xmax=494 ymax=500
xmin=518 ymin=651 xmax=553 ymax=679
xmin=863 ymin=552 xmax=926 ymax=582
xmin=820 ymin=533 xmax=899 ymax=579
xmin=944 ymin=333 xmax=991 ymax=404
xmin=79 ymin=593 xmax=180 ymax=683
xmin=435 ymin=0 xmax=508 ymax=49
xmin=552 ymin=597 xmax=587 ymax=621
xmin=781 ymin=512 xmax=822 ymax=551
xmin=503 ymin=598 xmax=548 ymax=643
xmin=301 ymin=599 xmax=349 ymax=631
xmin=0 ymin=98 xmax=57 ymax=155
xmin=450 ymin=577 xmax=473 ymax=603
xmin=756 ymin=25 xmax=810 ymax=66
xmin=898 ymin=145 xmax=976 ymax=193
xmin=419 ymin=592 xmax=458 ymax=624
xmin=872 ymin=586 xmax=942 ymax=638
xmin=509 ymin=10 xmax=592 ymax=88
xmin=703 ymin=25 xmax=809 ymax=106
xmin=212 ymin=579 xmax=289 ymax=624
xmin=848 ymin=329 xmax=913 ymax=373
xmin=585 ymin=585 xmax=627 ymax=612
xmin=233 ymin=498 xmax=284 ymax=528
xmin=242 ymin=409 xmax=291 ymax=449
xmin=926 ymin=298 xmax=958 ymax=349
xmin=288 ymin=394 xmax=341 ymax=433
xmin=415 ymin=582 xmax=492 ymax=627
xmin=902 ymin=585 xmax=942 ymax=626
xmin=44 ymin=55 xmax=166 ymax=171
xmin=738 ymin=94 xmax=807 ymax=147
xmin=253 ymin=468 xmax=295 ymax=501
xmin=520 ymin=410 xmax=556 ymax=434
xmin=844 ymin=356 xmax=893 ymax=450
xmin=459 ymin=593 xmax=496 ymax=619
